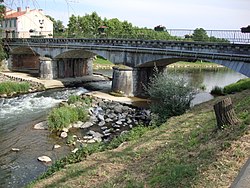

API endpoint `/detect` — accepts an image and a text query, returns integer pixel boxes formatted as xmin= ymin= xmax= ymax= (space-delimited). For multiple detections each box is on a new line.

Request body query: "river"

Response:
xmin=0 ymin=67 xmax=247 ymax=187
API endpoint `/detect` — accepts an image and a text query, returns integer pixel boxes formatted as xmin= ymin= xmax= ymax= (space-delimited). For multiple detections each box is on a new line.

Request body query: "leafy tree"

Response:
xmin=192 ymin=28 xmax=209 ymax=42
xmin=146 ymin=68 xmax=196 ymax=124
xmin=46 ymin=15 xmax=65 ymax=37
xmin=0 ymin=3 xmax=6 ymax=61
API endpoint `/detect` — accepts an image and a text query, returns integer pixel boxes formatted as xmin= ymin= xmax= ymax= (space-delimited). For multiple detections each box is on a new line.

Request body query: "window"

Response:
xmin=5 ymin=20 xmax=8 ymax=28
xmin=10 ymin=19 xmax=12 ymax=27
xmin=13 ymin=19 xmax=16 ymax=27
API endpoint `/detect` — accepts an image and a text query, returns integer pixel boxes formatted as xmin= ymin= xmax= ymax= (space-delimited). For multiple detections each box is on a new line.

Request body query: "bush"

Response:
xmin=223 ymin=78 xmax=250 ymax=94
xmin=145 ymin=69 xmax=196 ymax=124
xmin=0 ymin=81 xmax=30 ymax=95
xmin=210 ymin=86 xmax=224 ymax=95
xmin=68 ymin=95 xmax=83 ymax=104
xmin=47 ymin=106 xmax=89 ymax=132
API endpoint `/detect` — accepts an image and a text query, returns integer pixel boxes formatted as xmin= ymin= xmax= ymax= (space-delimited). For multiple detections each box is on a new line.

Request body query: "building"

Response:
xmin=1 ymin=7 xmax=53 ymax=38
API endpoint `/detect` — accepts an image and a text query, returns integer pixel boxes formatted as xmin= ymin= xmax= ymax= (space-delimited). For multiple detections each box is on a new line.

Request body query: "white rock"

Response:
xmin=37 ymin=156 xmax=52 ymax=163
xmin=98 ymin=121 xmax=106 ymax=127
xmin=11 ymin=148 xmax=20 ymax=152
xmin=62 ymin=128 xmax=69 ymax=133
xmin=97 ymin=114 xmax=105 ymax=121
xmin=72 ymin=121 xmax=83 ymax=128
xmin=60 ymin=132 xmax=68 ymax=138
xmin=53 ymin=144 xmax=61 ymax=149
xmin=81 ymin=122 xmax=93 ymax=129
xmin=87 ymin=139 xmax=96 ymax=143
xmin=93 ymin=137 xmax=102 ymax=142
xmin=34 ymin=121 xmax=48 ymax=130
xmin=105 ymin=118 xmax=113 ymax=122
xmin=88 ymin=130 xmax=103 ymax=138
xmin=116 ymin=120 xmax=123 ymax=125
xmin=71 ymin=148 xmax=79 ymax=153
xmin=83 ymin=135 xmax=93 ymax=139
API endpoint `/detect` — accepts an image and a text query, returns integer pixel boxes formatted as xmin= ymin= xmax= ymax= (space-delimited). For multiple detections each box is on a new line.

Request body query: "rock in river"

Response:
xmin=34 ymin=121 xmax=48 ymax=130
xmin=37 ymin=156 xmax=52 ymax=163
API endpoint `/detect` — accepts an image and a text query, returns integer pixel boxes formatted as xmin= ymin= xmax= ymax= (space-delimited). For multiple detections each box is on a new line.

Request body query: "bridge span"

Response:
xmin=4 ymin=38 xmax=250 ymax=96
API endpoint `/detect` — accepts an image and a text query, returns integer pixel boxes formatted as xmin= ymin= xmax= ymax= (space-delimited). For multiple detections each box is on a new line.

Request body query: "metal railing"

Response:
xmin=1 ymin=29 xmax=250 ymax=44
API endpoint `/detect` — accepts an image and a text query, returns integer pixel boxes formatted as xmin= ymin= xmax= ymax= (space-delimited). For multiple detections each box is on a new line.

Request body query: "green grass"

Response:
xmin=224 ymin=78 xmax=250 ymax=94
xmin=0 ymin=81 xmax=30 ymax=95
xmin=28 ymin=90 xmax=250 ymax=188
xmin=47 ymin=106 xmax=89 ymax=132
xmin=169 ymin=61 xmax=223 ymax=68
xmin=93 ymin=56 xmax=114 ymax=65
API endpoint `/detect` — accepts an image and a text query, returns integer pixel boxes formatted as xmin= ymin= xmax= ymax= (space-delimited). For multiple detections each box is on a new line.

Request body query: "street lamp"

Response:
xmin=39 ymin=19 xmax=44 ymax=36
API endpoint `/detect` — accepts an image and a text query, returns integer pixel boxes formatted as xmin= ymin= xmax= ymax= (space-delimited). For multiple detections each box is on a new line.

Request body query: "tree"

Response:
xmin=192 ymin=28 xmax=209 ymax=42
xmin=146 ymin=68 xmax=196 ymax=124
xmin=0 ymin=3 xmax=6 ymax=61
xmin=46 ymin=15 xmax=65 ymax=37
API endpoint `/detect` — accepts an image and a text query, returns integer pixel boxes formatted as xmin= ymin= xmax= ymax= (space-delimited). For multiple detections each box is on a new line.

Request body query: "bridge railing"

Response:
xmin=165 ymin=29 xmax=250 ymax=44
xmin=2 ymin=29 xmax=250 ymax=44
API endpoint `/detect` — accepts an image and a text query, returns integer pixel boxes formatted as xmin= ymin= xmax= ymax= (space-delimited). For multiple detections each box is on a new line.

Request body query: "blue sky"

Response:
xmin=3 ymin=0 xmax=250 ymax=29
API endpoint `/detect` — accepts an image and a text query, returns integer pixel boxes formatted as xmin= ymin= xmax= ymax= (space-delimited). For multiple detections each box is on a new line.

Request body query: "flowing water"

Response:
xmin=0 ymin=88 xmax=88 ymax=188
xmin=0 ymin=68 xmax=247 ymax=187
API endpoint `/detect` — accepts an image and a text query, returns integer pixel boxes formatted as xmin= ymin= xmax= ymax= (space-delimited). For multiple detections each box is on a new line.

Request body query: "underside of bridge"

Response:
xmin=9 ymin=47 xmax=40 ymax=75
xmin=8 ymin=48 xmax=95 ymax=79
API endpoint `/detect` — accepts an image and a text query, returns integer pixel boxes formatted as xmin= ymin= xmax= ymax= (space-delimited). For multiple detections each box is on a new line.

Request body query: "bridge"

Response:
xmin=3 ymin=38 xmax=250 ymax=96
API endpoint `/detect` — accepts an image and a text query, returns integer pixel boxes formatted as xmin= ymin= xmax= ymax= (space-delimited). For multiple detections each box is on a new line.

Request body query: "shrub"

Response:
xmin=145 ymin=69 xmax=196 ymax=124
xmin=210 ymin=86 xmax=224 ymax=95
xmin=68 ymin=95 xmax=82 ymax=104
xmin=223 ymin=78 xmax=250 ymax=94
xmin=47 ymin=106 xmax=89 ymax=132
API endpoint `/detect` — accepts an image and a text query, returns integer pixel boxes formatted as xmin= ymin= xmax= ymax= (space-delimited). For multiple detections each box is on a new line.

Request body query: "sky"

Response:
xmin=3 ymin=0 xmax=250 ymax=30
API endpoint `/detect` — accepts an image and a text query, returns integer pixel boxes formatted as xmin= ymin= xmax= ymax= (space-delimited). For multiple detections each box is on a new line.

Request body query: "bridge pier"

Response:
xmin=39 ymin=57 xmax=54 ymax=80
xmin=111 ymin=65 xmax=165 ymax=97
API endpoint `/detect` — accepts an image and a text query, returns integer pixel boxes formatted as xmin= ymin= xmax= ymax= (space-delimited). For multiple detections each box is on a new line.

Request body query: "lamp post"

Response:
xmin=39 ymin=19 xmax=44 ymax=37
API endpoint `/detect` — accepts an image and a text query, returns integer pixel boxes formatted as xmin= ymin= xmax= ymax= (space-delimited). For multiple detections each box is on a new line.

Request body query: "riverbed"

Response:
xmin=0 ymin=67 xmax=247 ymax=187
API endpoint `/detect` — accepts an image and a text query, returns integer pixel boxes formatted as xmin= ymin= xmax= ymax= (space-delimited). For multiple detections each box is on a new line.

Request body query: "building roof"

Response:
xmin=4 ymin=11 xmax=26 ymax=19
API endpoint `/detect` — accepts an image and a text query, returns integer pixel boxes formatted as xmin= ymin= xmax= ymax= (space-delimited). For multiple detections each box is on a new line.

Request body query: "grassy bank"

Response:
xmin=29 ymin=89 xmax=250 ymax=188
xmin=93 ymin=57 xmax=224 ymax=70
xmin=211 ymin=78 xmax=250 ymax=95
xmin=0 ymin=81 xmax=30 ymax=95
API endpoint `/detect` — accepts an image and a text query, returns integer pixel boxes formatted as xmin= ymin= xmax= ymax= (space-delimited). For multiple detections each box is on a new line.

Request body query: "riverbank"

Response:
xmin=29 ymin=89 xmax=250 ymax=188
xmin=93 ymin=59 xmax=224 ymax=70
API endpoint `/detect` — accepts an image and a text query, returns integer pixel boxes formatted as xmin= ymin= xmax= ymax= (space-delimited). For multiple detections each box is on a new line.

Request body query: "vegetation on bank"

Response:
xmin=146 ymin=69 xmax=196 ymax=124
xmin=47 ymin=95 xmax=90 ymax=132
xmin=28 ymin=89 xmax=250 ymax=188
xmin=0 ymin=81 xmax=30 ymax=95
xmin=211 ymin=78 xmax=250 ymax=95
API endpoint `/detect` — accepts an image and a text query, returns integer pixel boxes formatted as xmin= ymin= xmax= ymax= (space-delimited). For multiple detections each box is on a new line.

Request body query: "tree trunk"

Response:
xmin=213 ymin=97 xmax=240 ymax=129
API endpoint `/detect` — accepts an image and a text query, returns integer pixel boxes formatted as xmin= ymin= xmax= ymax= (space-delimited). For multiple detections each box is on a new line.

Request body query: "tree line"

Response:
xmin=49 ymin=12 xmax=228 ymax=43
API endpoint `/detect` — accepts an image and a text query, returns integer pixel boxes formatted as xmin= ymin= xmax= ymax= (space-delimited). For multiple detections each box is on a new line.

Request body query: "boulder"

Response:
xmin=81 ymin=122 xmax=93 ymax=129
xmin=87 ymin=130 xmax=103 ymax=138
xmin=60 ymin=132 xmax=68 ymax=138
xmin=37 ymin=156 xmax=52 ymax=163
xmin=98 ymin=121 xmax=106 ymax=127
xmin=53 ymin=144 xmax=61 ymax=149
xmin=116 ymin=120 xmax=123 ymax=125
xmin=97 ymin=114 xmax=105 ymax=121
xmin=34 ymin=121 xmax=48 ymax=130
xmin=62 ymin=128 xmax=69 ymax=133
xmin=72 ymin=121 xmax=83 ymax=128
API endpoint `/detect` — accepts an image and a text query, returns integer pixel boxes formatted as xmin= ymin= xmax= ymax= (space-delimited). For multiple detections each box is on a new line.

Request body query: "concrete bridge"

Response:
xmin=3 ymin=38 xmax=250 ymax=96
